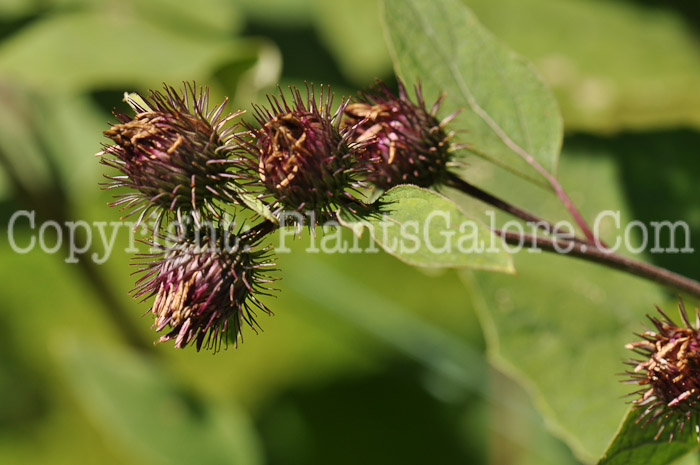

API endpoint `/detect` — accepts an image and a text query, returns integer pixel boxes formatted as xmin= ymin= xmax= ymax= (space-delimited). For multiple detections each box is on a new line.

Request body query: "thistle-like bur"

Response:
xmin=99 ymin=83 xmax=247 ymax=227
xmin=241 ymin=85 xmax=365 ymax=220
xmin=132 ymin=225 xmax=276 ymax=352
xmin=624 ymin=300 xmax=700 ymax=441
xmin=343 ymin=80 xmax=455 ymax=190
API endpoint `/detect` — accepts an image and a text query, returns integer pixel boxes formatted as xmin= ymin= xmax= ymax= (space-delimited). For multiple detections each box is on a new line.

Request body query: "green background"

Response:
xmin=0 ymin=0 xmax=699 ymax=464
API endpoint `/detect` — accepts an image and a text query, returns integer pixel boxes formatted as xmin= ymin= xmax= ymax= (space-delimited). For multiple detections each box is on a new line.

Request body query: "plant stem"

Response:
xmin=494 ymin=229 xmax=700 ymax=298
xmin=459 ymin=90 xmax=597 ymax=243
xmin=445 ymin=172 xmax=589 ymax=243
xmin=548 ymin=179 xmax=597 ymax=245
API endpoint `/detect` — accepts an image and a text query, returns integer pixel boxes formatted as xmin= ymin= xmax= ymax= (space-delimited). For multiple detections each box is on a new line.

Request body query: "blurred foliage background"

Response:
xmin=0 ymin=0 xmax=699 ymax=464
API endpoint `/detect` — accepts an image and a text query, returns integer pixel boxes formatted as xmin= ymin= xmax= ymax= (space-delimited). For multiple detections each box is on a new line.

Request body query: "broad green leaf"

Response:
xmin=466 ymin=254 xmax=664 ymax=463
xmin=382 ymin=0 xmax=563 ymax=185
xmin=56 ymin=339 xmax=263 ymax=465
xmin=338 ymin=185 xmax=514 ymax=272
xmin=462 ymin=145 xmax=667 ymax=462
xmin=598 ymin=407 xmax=699 ymax=465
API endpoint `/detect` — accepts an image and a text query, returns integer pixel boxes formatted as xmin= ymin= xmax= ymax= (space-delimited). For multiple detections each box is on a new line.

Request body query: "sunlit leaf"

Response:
xmin=339 ymin=185 xmax=514 ymax=272
xmin=382 ymin=0 xmax=563 ymax=185
xmin=463 ymin=145 xmax=666 ymax=462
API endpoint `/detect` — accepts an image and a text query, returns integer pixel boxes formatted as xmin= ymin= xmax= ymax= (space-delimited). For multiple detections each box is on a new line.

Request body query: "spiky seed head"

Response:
xmin=343 ymin=79 xmax=453 ymax=190
xmin=241 ymin=85 xmax=365 ymax=221
xmin=99 ymin=83 xmax=248 ymax=228
xmin=624 ymin=299 xmax=700 ymax=442
xmin=132 ymin=223 xmax=276 ymax=352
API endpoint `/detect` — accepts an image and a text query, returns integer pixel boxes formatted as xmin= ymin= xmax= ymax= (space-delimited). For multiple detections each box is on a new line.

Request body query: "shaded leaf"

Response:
xmin=38 ymin=94 xmax=109 ymax=204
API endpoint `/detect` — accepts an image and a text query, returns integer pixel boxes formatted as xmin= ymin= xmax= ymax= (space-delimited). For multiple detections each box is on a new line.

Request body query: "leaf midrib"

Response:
xmin=402 ymin=0 xmax=548 ymax=176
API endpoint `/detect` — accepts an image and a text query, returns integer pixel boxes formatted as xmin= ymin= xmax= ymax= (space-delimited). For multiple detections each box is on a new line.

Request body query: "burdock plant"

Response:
xmin=99 ymin=83 xmax=247 ymax=227
xmin=92 ymin=1 xmax=700 ymax=462
xmin=98 ymin=82 xmax=377 ymax=350
xmin=624 ymin=300 xmax=700 ymax=441
xmin=132 ymin=223 xmax=276 ymax=352
xmin=239 ymin=85 xmax=368 ymax=223
xmin=343 ymin=79 xmax=455 ymax=190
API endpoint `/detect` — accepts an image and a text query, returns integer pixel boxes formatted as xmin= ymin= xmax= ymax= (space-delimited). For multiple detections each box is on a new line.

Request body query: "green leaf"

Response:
xmin=56 ymin=339 xmax=263 ymax=465
xmin=466 ymin=254 xmax=664 ymax=462
xmin=598 ymin=407 xmax=699 ymax=465
xmin=381 ymin=0 xmax=563 ymax=186
xmin=338 ymin=185 xmax=514 ymax=272
xmin=462 ymin=145 xmax=666 ymax=462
